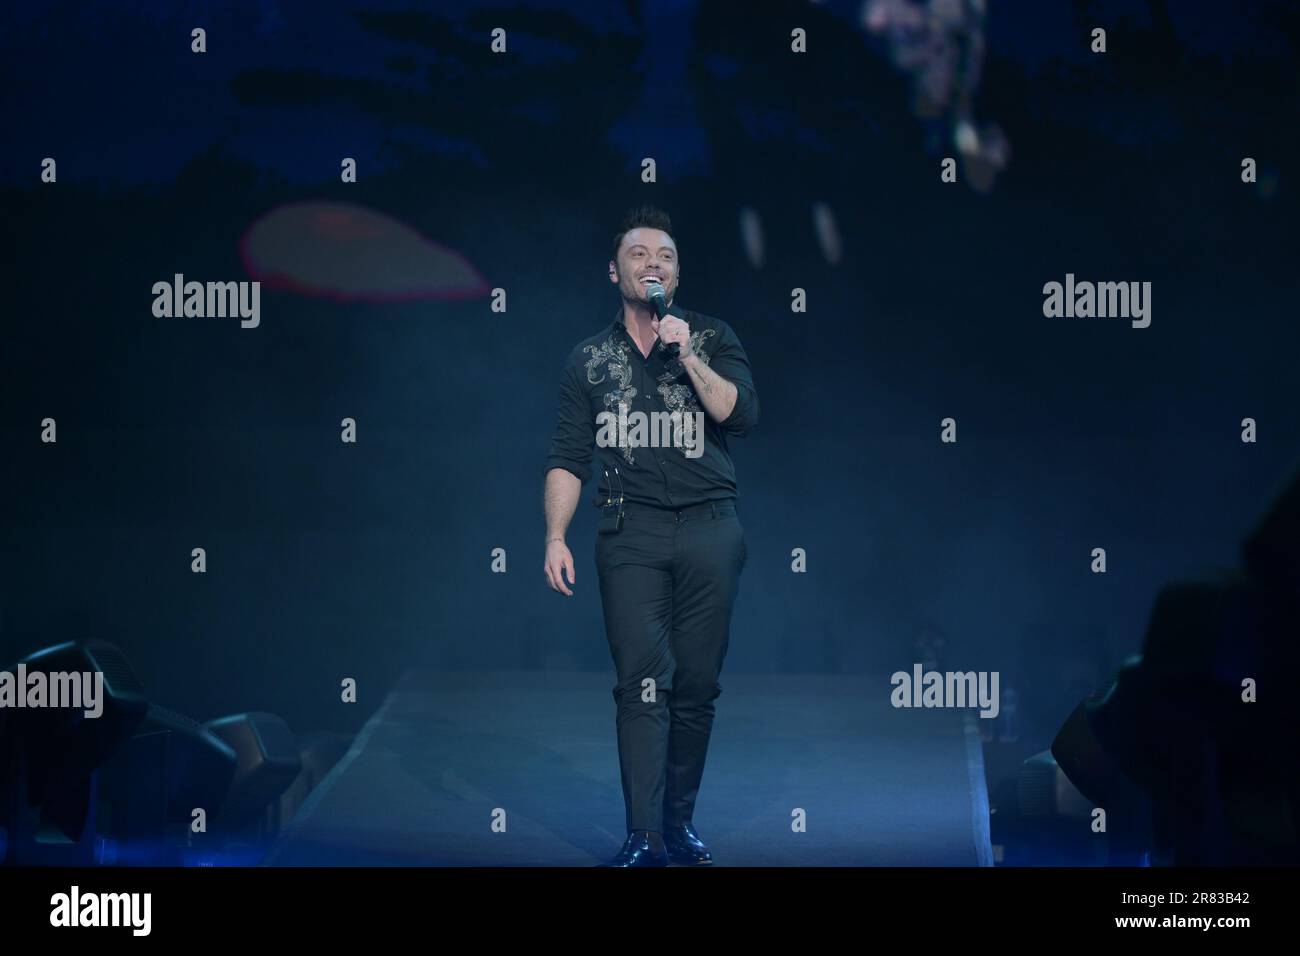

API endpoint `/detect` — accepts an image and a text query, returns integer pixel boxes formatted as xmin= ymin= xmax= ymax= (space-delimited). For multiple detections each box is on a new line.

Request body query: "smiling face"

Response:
xmin=610 ymin=227 xmax=679 ymax=306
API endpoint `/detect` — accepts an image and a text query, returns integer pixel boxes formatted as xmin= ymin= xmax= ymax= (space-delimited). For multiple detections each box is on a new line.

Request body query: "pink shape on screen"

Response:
xmin=239 ymin=201 xmax=491 ymax=303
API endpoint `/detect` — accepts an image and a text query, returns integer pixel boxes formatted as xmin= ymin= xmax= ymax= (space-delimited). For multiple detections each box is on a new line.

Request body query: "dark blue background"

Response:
xmin=3 ymin=0 xmax=1296 ymax=756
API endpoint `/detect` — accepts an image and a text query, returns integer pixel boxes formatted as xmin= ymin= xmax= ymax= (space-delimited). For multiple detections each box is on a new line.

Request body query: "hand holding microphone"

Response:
xmin=645 ymin=282 xmax=692 ymax=360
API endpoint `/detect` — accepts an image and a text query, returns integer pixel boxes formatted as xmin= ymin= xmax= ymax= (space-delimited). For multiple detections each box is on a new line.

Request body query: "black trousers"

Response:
xmin=594 ymin=498 xmax=747 ymax=834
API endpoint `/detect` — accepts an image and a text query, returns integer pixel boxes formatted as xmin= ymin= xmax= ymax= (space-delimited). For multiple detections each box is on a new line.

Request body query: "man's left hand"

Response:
xmin=652 ymin=315 xmax=693 ymax=359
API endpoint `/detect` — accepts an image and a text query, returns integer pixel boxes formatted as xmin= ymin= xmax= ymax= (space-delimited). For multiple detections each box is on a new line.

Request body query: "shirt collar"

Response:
xmin=610 ymin=299 xmax=680 ymax=336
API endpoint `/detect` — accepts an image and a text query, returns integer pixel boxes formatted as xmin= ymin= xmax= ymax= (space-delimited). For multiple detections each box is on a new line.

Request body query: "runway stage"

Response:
xmin=264 ymin=669 xmax=993 ymax=866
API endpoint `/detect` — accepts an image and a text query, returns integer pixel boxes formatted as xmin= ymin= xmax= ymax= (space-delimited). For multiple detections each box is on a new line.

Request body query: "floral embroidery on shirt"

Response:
xmin=584 ymin=335 xmax=637 ymax=465
xmin=583 ymin=335 xmax=630 ymax=386
xmin=584 ymin=325 xmax=718 ymax=466
xmin=656 ymin=328 xmax=716 ymax=455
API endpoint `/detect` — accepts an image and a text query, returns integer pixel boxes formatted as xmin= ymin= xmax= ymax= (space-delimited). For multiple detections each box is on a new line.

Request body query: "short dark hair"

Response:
xmin=611 ymin=204 xmax=676 ymax=264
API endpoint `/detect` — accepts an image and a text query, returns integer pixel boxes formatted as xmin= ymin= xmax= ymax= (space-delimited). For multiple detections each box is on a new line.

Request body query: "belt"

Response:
xmin=602 ymin=499 xmax=738 ymax=523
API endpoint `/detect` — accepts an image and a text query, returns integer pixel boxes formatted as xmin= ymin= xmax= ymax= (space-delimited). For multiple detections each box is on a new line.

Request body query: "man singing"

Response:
xmin=542 ymin=204 xmax=759 ymax=866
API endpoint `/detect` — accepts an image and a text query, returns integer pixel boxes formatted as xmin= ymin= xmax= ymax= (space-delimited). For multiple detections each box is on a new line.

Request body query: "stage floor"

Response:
xmin=264 ymin=669 xmax=992 ymax=866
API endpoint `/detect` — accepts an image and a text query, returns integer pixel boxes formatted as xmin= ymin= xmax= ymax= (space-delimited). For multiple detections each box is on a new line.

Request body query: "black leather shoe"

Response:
xmin=597 ymin=831 xmax=669 ymax=867
xmin=663 ymin=821 xmax=713 ymax=865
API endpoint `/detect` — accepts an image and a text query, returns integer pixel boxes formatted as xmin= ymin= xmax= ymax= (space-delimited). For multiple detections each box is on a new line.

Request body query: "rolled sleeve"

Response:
xmin=543 ymin=354 xmax=595 ymax=484
xmin=709 ymin=320 xmax=759 ymax=437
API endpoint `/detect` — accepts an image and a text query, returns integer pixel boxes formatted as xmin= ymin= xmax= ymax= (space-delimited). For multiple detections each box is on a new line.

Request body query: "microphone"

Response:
xmin=644 ymin=282 xmax=679 ymax=358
